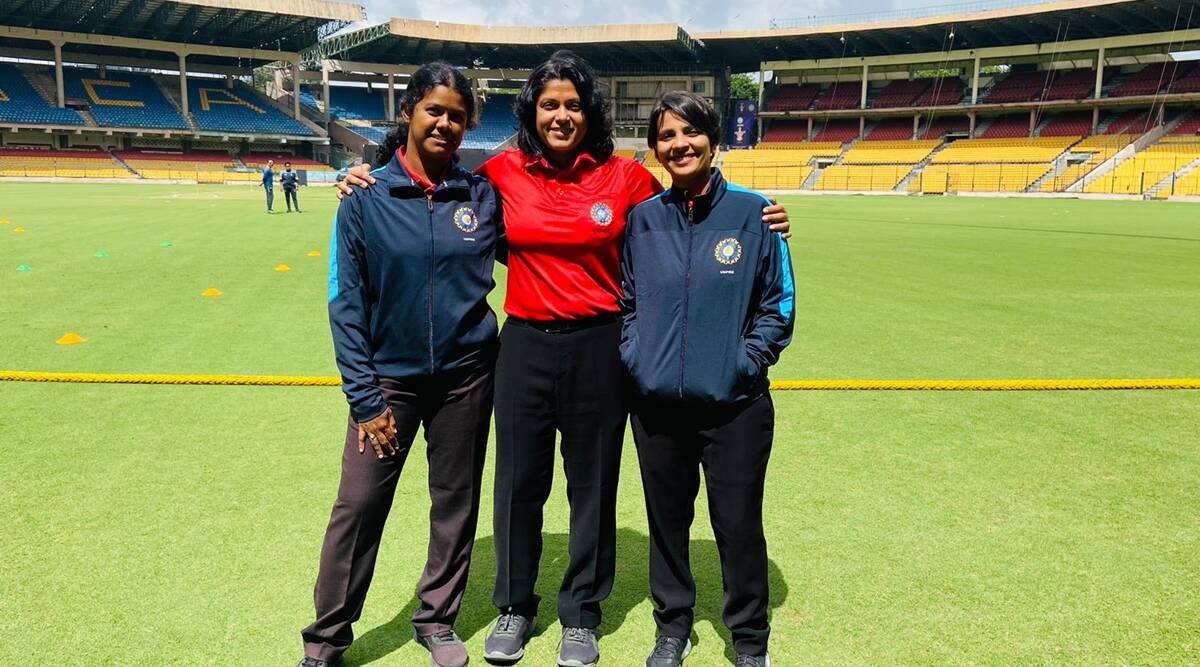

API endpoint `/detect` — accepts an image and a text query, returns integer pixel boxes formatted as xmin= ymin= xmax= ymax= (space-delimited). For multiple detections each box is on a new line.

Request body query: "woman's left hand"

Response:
xmin=763 ymin=197 xmax=791 ymax=239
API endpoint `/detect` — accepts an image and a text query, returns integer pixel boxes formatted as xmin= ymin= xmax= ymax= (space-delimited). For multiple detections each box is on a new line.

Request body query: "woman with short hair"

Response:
xmin=622 ymin=91 xmax=794 ymax=667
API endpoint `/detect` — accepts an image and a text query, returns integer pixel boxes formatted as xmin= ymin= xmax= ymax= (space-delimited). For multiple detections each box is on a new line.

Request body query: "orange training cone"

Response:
xmin=57 ymin=332 xmax=86 ymax=345
xmin=201 ymin=288 xmax=223 ymax=297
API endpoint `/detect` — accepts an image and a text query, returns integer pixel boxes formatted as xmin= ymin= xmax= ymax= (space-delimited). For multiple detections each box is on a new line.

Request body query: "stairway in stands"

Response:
xmin=106 ymin=148 xmax=141 ymax=177
xmin=1145 ymin=157 xmax=1200 ymax=199
xmin=154 ymin=77 xmax=198 ymax=133
xmin=895 ymin=141 xmax=951 ymax=192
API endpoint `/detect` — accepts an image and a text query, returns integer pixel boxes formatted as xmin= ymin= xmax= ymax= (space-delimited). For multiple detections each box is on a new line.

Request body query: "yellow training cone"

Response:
xmin=57 ymin=332 xmax=86 ymax=345
xmin=0 ymin=219 xmax=9 ymax=224
xmin=275 ymin=264 xmax=291 ymax=272
xmin=202 ymin=288 xmax=223 ymax=297
xmin=13 ymin=227 xmax=25 ymax=233
xmin=307 ymin=250 xmax=321 ymax=257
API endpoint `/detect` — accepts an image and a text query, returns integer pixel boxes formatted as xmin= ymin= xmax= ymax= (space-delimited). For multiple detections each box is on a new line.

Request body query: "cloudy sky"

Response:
xmin=357 ymin=0 xmax=911 ymax=31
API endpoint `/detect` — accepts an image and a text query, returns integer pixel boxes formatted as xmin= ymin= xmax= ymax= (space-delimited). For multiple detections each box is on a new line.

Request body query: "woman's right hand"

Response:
xmin=335 ymin=164 xmax=377 ymax=200
xmin=357 ymin=407 xmax=399 ymax=459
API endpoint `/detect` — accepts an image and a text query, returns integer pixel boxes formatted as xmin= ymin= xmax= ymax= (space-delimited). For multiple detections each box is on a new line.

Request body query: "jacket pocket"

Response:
xmin=736 ymin=342 xmax=762 ymax=388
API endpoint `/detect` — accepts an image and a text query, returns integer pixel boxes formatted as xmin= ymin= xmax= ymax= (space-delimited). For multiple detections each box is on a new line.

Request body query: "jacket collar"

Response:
xmin=663 ymin=168 xmax=727 ymax=221
xmin=383 ymin=148 xmax=471 ymax=194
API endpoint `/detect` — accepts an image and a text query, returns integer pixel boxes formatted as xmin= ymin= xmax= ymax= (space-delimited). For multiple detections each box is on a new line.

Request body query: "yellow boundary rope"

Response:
xmin=2 ymin=371 xmax=1198 ymax=391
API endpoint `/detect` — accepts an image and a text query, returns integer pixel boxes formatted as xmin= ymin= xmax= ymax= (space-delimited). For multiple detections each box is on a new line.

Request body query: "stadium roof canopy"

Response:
xmin=0 ymin=0 xmax=364 ymax=66
xmin=698 ymin=0 xmax=1200 ymax=70
xmin=306 ymin=0 xmax=1200 ymax=74
xmin=306 ymin=19 xmax=709 ymax=71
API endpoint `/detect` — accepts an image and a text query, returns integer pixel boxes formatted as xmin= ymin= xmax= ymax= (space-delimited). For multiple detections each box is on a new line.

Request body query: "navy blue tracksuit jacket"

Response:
xmin=328 ymin=152 xmax=501 ymax=422
xmin=619 ymin=168 xmax=795 ymax=406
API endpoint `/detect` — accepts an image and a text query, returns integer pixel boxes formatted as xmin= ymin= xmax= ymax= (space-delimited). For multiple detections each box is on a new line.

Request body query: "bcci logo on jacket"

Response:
xmin=453 ymin=206 xmax=479 ymax=233
xmin=714 ymin=238 xmax=742 ymax=265
xmin=590 ymin=202 xmax=613 ymax=227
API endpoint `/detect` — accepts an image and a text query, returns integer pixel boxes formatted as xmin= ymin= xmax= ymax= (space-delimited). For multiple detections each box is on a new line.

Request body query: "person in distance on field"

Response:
xmin=336 ymin=51 xmax=791 ymax=667
xmin=621 ymin=91 xmax=794 ymax=667
xmin=261 ymin=158 xmax=275 ymax=213
xmin=298 ymin=61 xmax=502 ymax=667
xmin=281 ymin=161 xmax=301 ymax=213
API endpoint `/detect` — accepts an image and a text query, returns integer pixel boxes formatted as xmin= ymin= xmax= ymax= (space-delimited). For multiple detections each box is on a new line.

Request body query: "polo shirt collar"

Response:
xmin=524 ymin=149 xmax=598 ymax=175
xmin=386 ymin=146 xmax=470 ymax=193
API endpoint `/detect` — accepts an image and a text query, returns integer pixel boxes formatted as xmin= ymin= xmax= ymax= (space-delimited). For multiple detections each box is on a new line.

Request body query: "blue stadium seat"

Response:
xmin=187 ymin=80 xmax=314 ymax=136
xmin=63 ymin=69 xmax=188 ymax=130
xmin=348 ymin=124 xmax=391 ymax=144
xmin=0 ymin=63 xmax=85 ymax=126
xmin=462 ymin=94 xmax=515 ymax=149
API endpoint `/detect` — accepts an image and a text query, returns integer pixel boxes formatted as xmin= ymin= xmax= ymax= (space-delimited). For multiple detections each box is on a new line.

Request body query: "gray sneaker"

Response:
xmin=557 ymin=627 xmax=599 ymax=667
xmin=735 ymin=653 xmax=771 ymax=667
xmin=646 ymin=636 xmax=691 ymax=666
xmin=296 ymin=658 xmax=332 ymax=667
xmin=414 ymin=629 xmax=469 ymax=667
xmin=483 ymin=612 xmax=535 ymax=663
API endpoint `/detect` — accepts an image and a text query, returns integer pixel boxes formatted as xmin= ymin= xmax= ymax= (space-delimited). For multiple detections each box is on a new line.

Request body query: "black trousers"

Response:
xmin=302 ymin=363 xmax=494 ymax=662
xmin=631 ymin=394 xmax=774 ymax=656
xmin=284 ymin=187 xmax=299 ymax=211
xmin=492 ymin=317 xmax=626 ymax=629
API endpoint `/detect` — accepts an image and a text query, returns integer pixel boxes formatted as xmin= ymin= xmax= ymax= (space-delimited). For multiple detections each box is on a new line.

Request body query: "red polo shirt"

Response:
xmin=477 ymin=148 xmax=662 ymax=321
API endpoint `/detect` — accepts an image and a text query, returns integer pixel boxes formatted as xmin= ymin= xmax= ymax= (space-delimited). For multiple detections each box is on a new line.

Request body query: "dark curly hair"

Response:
xmin=374 ymin=61 xmax=476 ymax=167
xmin=514 ymin=50 xmax=614 ymax=164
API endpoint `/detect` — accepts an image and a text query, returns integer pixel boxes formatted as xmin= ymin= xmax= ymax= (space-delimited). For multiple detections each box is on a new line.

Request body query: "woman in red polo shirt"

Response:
xmin=338 ymin=50 xmax=789 ymax=667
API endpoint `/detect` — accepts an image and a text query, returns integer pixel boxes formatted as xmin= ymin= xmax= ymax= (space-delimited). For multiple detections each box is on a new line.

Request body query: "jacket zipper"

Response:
xmin=427 ymin=194 xmax=435 ymax=375
xmin=679 ymin=199 xmax=694 ymax=398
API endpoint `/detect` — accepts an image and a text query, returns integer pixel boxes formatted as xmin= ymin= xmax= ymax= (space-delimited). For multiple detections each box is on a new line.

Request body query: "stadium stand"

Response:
xmin=916 ymin=163 xmax=1054 ymax=193
xmin=816 ymin=139 xmax=940 ymax=191
xmin=346 ymin=124 xmax=391 ymax=144
xmin=1110 ymin=61 xmax=1199 ymax=97
xmin=865 ymin=118 xmax=915 ymax=141
xmin=766 ymin=84 xmax=820 ymax=112
xmin=813 ymin=84 xmax=862 ymax=111
xmin=983 ymin=70 xmax=1053 ymax=103
xmin=919 ymin=115 xmax=971 ymax=139
xmin=1041 ymin=68 xmax=1109 ymax=101
xmin=871 ymin=79 xmax=931 ymax=108
xmin=1170 ymin=110 xmax=1200 ymax=135
xmin=187 ymin=80 xmax=314 ymax=136
xmin=1168 ymin=62 xmax=1200 ymax=93
xmin=761 ymin=120 xmax=810 ymax=143
xmin=1037 ymin=134 xmax=1133 ymax=192
xmin=322 ymin=85 xmax=389 ymax=120
xmin=811 ymin=119 xmax=861 ymax=142
xmin=116 ymin=150 xmax=247 ymax=182
xmin=980 ymin=115 xmax=1032 ymax=138
xmin=0 ymin=147 xmax=126 ymax=178
xmin=1103 ymin=108 xmax=1156 ymax=135
xmin=1039 ymin=111 xmax=1094 ymax=137
xmin=843 ymin=140 xmax=940 ymax=164
xmin=0 ymin=64 xmax=85 ymax=126
xmin=462 ymin=94 xmax=516 ymax=149
xmin=242 ymin=154 xmax=335 ymax=172
xmin=1085 ymin=136 xmax=1200 ymax=194
xmin=721 ymin=143 xmax=841 ymax=190
xmin=932 ymin=136 xmax=1078 ymax=164
xmin=913 ymin=77 xmax=965 ymax=106
xmin=63 ymin=69 xmax=188 ymax=130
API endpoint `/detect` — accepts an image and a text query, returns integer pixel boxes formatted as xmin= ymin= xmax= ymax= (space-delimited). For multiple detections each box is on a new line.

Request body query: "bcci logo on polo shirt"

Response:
xmin=590 ymin=202 xmax=613 ymax=227
xmin=453 ymin=206 xmax=479 ymax=233
xmin=714 ymin=238 xmax=742 ymax=265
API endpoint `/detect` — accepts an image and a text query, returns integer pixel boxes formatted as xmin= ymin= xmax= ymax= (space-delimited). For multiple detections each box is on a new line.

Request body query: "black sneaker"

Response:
xmin=735 ymin=653 xmax=771 ymax=667
xmin=557 ymin=627 xmax=599 ymax=667
xmin=646 ymin=636 xmax=691 ymax=666
xmin=297 ymin=658 xmax=332 ymax=667
xmin=414 ymin=629 xmax=469 ymax=667
xmin=483 ymin=612 xmax=535 ymax=663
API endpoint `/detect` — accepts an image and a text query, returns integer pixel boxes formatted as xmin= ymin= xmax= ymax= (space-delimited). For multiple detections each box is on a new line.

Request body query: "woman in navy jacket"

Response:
xmin=298 ymin=62 xmax=500 ymax=667
xmin=620 ymin=91 xmax=795 ymax=667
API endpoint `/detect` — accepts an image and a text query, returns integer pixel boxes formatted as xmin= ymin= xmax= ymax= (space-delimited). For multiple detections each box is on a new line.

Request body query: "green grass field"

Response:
xmin=1 ymin=183 xmax=1198 ymax=666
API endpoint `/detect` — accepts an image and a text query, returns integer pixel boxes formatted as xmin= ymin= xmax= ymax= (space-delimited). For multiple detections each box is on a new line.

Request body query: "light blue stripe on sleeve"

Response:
xmin=777 ymin=234 xmax=795 ymax=320
xmin=725 ymin=181 xmax=773 ymax=206
xmin=327 ymin=213 xmax=340 ymax=303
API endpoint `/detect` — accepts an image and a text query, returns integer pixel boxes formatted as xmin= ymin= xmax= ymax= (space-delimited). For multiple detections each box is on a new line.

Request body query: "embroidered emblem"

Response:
xmin=714 ymin=238 xmax=743 ymax=265
xmin=453 ymin=206 xmax=479 ymax=233
xmin=590 ymin=202 xmax=613 ymax=227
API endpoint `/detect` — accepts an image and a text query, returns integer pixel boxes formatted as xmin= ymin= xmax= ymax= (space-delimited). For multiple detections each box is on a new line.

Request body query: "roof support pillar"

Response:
xmin=757 ymin=65 xmax=765 ymax=144
xmin=859 ymin=115 xmax=865 ymax=139
xmin=387 ymin=73 xmax=395 ymax=122
xmin=971 ymin=55 xmax=981 ymax=104
xmin=913 ymin=113 xmax=919 ymax=139
xmin=292 ymin=59 xmax=301 ymax=120
xmin=807 ymin=116 xmax=813 ymax=140
xmin=860 ymin=64 xmax=869 ymax=109
xmin=52 ymin=40 xmax=65 ymax=108
xmin=969 ymin=111 xmax=976 ymax=137
xmin=322 ymin=60 xmax=331 ymax=123
xmin=1094 ymin=47 xmax=1106 ymax=100
xmin=1092 ymin=106 xmax=1099 ymax=133
xmin=1029 ymin=109 xmax=1036 ymax=137
xmin=177 ymin=52 xmax=189 ymax=116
